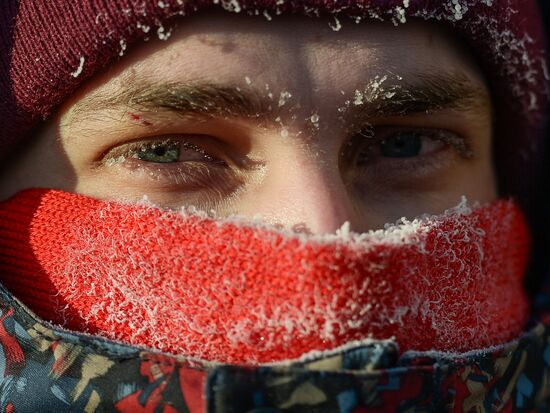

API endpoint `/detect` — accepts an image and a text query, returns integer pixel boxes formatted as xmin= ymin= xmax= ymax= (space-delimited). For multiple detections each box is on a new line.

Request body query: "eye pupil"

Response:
xmin=154 ymin=146 xmax=167 ymax=157
xmin=380 ymin=133 xmax=422 ymax=158
xmin=138 ymin=143 xmax=180 ymax=163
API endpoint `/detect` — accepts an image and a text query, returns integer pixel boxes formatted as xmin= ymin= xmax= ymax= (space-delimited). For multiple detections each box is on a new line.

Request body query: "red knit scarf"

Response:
xmin=0 ymin=190 xmax=530 ymax=364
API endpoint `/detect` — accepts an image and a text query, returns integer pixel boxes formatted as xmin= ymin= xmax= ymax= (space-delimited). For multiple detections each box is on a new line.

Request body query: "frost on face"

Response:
xmin=220 ymin=0 xmax=545 ymax=115
xmin=329 ymin=16 xmax=342 ymax=32
xmin=274 ymin=116 xmax=289 ymax=138
xmin=337 ymin=73 xmax=405 ymax=117
xmin=239 ymin=76 xmax=300 ymax=137
xmin=309 ymin=113 xmax=320 ymax=129
xmin=96 ymin=0 xmax=545 ymax=119
xmin=278 ymin=91 xmax=292 ymax=107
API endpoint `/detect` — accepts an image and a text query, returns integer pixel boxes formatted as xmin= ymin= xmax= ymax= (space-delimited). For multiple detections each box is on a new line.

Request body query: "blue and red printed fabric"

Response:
xmin=0 ymin=276 xmax=550 ymax=413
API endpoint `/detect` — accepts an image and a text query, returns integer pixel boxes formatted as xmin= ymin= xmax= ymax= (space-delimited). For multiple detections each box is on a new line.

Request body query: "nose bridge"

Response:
xmin=254 ymin=155 xmax=356 ymax=234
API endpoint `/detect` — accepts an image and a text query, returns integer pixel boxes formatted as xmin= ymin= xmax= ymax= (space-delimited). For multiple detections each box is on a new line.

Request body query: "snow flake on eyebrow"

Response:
xmin=372 ymin=75 xmax=389 ymax=90
xmin=353 ymin=90 xmax=364 ymax=106
xmin=278 ymin=91 xmax=292 ymax=107
xmin=71 ymin=57 xmax=85 ymax=78
xmin=352 ymin=75 xmax=389 ymax=106
xmin=335 ymin=73 xmax=408 ymax=117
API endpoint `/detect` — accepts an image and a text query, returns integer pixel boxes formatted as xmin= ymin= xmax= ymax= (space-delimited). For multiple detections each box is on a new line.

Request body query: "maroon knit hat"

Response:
xmin=0 ymin=0 xmax=548 ymax=204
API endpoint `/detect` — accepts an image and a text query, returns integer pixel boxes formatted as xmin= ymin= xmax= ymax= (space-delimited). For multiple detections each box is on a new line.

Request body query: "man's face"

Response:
xmin=0 ymin=13 xmax=495 ymax=233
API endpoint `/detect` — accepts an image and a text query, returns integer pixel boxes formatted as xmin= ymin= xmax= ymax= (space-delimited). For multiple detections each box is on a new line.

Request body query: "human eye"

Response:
xmin=99 ymin=136 xmax=240 ymax=196
xmin=344 ymin=127 xmax=473 ymax=180
xmin=378 ymin=132 xmax=443 ymax=159
xmin=129 ymin=139 xmax=225 ymax=165
xmin=359 ymin=128 xmax=470 ymax=163
xmin=135 ymin=141 xmax=182 ymax=163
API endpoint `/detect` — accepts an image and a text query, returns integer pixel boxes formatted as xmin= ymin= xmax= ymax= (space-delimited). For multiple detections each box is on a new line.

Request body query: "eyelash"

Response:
xmin=100 ymin=137 xmax=236 ymax=191
xmin=346 ymin=126 xmax=471 ymax=158
xmin=104 ymin=138 xmax=217 ymax=161
xmin=100 ymin=127 xmax=470 ymax=193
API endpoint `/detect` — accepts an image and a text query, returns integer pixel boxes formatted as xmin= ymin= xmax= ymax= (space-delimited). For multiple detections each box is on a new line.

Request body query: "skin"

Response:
xmin=0 ymin=13 xmax=496 ymax=234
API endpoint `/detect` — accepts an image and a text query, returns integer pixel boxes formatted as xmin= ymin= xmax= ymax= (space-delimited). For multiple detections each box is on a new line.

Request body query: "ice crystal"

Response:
xmin=157 ymin=25 xmax=173 ymax=41
xmin=309 ymin=113 xmax=320 ymax=128
xmin=137 ymin=22 xmax=151 ymax=33
xmin=71 ymin=57 xmax=85 ymax=78
xmin=220 ymin=0 xmax=242 ymax=13
xmin=278 ymin=91 xmax=292 ymax=107
xmin=329 ymin=16 xmax=342 ymax=32
xmin=119 ymin=39 xmax=127 ymax=57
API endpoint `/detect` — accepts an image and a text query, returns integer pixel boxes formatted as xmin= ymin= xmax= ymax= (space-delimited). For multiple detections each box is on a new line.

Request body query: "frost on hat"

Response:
xmin=0 ymin=0 xmax=547 ymax=203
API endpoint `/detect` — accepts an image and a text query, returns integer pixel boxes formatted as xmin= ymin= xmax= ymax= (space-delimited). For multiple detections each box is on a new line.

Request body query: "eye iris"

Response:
xmin=138 ymin=143 xmax=180 ymax=163
xmin=380 ymin=133 xmax=422 ymax=158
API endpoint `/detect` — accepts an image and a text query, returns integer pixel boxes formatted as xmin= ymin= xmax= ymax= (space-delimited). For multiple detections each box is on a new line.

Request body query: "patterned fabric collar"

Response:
xmin=0 ymin=282 xmax=549 ymax=412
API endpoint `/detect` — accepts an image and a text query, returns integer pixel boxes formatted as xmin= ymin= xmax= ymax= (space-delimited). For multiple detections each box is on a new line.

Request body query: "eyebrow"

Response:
xmin=353 ymin=72 xmax=489 ymax=117
xmin=71 ymin=72 xmax=490 ymax=127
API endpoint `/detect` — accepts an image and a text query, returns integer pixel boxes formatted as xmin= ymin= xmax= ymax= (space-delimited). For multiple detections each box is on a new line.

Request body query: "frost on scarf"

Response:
xmin=0 ymin=190 xmax=530 ymax=365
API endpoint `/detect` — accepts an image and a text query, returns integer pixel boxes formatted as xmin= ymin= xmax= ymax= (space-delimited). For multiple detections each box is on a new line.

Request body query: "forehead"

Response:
xmin=92 ymin=13 xmax=484 ymax=99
